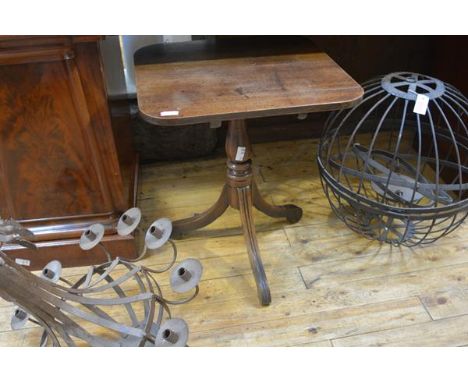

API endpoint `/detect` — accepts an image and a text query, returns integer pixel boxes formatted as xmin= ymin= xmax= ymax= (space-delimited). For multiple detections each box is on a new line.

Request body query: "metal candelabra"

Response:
xmin=0 ymin=209 xmax=203 ymax=347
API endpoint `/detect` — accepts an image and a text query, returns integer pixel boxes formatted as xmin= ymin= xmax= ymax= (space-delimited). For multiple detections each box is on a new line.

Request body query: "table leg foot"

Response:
xmin=171 ymin=184 xmax=229 ymax=237
xmin=252 ymin=183 xmax=303 ymax=224
xmin=238 ymin=186 xmax=271 ymax=306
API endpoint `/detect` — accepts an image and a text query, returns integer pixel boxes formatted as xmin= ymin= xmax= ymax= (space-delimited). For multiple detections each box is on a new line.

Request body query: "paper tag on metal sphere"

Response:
xmin=413 ymin=94 xmax=429 ymax=115
xmin=159 ymin=110 xmax=180 ymax=117
xmin=235 ymin=146 xmax=246 ymax=161
xmin=15 ymin=258 xmax=31 ymax=266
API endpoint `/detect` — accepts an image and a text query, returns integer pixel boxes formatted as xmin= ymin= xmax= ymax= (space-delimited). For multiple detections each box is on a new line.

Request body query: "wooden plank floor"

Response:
xmin=2 ymin=138 xmax=468 ymax=346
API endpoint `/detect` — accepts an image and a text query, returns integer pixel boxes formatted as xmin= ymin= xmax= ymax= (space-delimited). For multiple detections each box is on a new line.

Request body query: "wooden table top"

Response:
xmin=134 ymin=36 xmax=363 ymax=126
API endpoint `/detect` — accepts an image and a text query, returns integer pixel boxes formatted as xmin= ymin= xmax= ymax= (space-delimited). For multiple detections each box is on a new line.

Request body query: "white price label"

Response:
xmin=160 ymin=110 xmax=180 ymax=117
xmin=413 ymin=94 xmax=429 ymax=115
xmin=15 ymin=258 xmax=31 ymax=266
xmin=235 ymin=146 xmax=246 ymax=161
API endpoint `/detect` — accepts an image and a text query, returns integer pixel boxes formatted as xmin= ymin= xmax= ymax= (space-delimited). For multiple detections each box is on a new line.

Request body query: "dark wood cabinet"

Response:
xmin=0 ymin=36 xmax=138 ymax=269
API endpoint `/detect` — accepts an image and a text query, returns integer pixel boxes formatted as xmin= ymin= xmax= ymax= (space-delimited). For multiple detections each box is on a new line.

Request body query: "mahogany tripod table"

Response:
xmin=134 ymin=37 xmax=363 ymax=306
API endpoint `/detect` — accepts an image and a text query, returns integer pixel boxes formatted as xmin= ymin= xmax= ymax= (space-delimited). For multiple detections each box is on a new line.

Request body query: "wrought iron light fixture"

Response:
xmin=0 ymin=210 xmax=202 ymax=347
xmin=318 ymin=72 xmax=468 ymax=246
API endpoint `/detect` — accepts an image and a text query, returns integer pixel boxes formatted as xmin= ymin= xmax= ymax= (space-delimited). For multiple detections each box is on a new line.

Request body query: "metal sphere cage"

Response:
xmin=317 ymin=72 xmax=468 ymax=246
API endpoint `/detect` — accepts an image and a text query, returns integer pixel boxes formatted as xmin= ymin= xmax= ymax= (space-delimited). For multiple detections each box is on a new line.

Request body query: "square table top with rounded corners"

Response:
xmin=134 ymin=36 xmax=364 ymax=126
xmin=133 ymin=36 xmax=364 ymax=306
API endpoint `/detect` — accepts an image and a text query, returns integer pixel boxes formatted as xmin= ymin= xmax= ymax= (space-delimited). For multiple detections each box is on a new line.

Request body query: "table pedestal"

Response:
xmin=171 ymin=120 xmax=302 ymax=306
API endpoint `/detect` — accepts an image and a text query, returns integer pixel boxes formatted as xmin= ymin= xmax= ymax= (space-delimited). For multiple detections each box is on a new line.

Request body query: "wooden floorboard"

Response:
xmin=1 ymin=138 xmax=468 ymax=346
xmin=332 ymin=314 xmax=468 ymax=346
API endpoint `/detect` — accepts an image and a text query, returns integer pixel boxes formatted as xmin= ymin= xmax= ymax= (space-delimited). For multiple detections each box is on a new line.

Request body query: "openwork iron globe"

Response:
xmin=317 ymin=72 xmax=468 ymax=246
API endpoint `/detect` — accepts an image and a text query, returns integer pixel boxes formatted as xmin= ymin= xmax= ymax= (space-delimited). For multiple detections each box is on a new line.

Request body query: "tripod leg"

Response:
xmin=252 ymin=182 xmax=303 ymax=224
xmin=237 ymin=186 xmax=271 ymax=306
xmin=171 ymin=184 xmax=229 ymax=237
